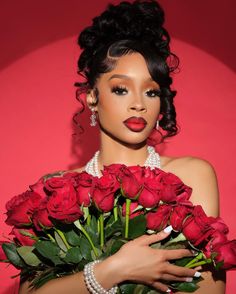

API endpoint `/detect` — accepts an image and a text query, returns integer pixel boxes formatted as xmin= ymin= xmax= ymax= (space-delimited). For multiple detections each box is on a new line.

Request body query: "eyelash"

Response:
xmin=111 ymin=86 xmax=161 ymax=98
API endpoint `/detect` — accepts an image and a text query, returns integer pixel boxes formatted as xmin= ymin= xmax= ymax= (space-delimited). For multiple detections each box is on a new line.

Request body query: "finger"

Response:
xmin=161 ymin=273 xmax=194 ymax=283
xmin=136 ymin=225 xmax=173 ymax=246
xmin=165 ymin=249 xmax=194 ymax=260
xmin=151 ymin=281 xmax=172 ymax=293
xmin=194 ymin=265 xmax=203 ymax=271
xmin=165 ymin=263 xmax=201 ymax=278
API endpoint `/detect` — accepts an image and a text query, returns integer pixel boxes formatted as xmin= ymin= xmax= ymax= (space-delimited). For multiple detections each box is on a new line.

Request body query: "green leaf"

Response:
xmin=80 ymin=236 xmax=92 ymax=261
xmin=163 ymin=232 xmax=187 ymax=248
xmin=17 ymin=246 xmax=41 ymax=266
xmin=119 ymin=283 xmax=137 ymax=294
xmin=34 ymin=241 xmax=64 ymax=265
xmin=171 ymin=281 xmax=199 ymax=292
xmin=90 ymin=216 xmax=98 ymax=232
xmin=215 ymin=260 xmax=224 ymax=270
xmin=2 ymin=243 xmax=25 ymax=268
xmin=30 ymin=269 xmax=57 ymax=289
xmin=64 ymin=229 xmax=81 ymax=246
xmin=54 ymin=231 xmax=68 ymax=252
xmin=84 ymin=222 xmax=99 ymax=247
xmin=110 ymin=239 xmax=125 ymax=255
xmin=91 ymin=247 xmax=103 ymax=260
xmin=63 ymin=247 xmax=82 ymax=263
xmin=175 ymin=256 xmax=193 ymax=267
xmin=133 ymin=284 xmax=146 ymax=293
xmin=105 ymin=219 xmax=123 ymax=239
xmin=150 ymin=241 xmax=162 ymax=250
xmin=128 ymin=214 xmax=146 ymax=239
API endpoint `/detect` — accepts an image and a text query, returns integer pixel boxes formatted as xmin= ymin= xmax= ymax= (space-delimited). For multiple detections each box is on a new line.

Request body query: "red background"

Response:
xmin=0 ymin=1 xmax=235 ymax=293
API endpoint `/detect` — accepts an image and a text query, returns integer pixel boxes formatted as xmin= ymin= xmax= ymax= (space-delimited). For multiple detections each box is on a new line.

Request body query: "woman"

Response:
xmin=20 ymin=1 xmax=225 ymax=293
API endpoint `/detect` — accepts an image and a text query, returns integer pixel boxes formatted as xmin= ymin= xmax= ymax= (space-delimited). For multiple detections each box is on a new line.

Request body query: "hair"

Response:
xmin=74 ymin=0 xmax=179 ymax=141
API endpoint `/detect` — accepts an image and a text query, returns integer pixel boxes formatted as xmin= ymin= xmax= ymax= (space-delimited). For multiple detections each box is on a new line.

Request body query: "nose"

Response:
xmin=128 ymin=95 xmax=147 ymax=113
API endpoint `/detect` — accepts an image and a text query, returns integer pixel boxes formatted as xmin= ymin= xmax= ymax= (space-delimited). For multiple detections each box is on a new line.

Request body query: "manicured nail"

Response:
xmin=186 ymin=277 xmax=193 ymax=282
xmin=194 ymin=271 xmax=201 ymax=278
xmin=166 ymin=289 xmax=172 ymax=293
xmin=164 ymin=225 xmax=173 ymax=233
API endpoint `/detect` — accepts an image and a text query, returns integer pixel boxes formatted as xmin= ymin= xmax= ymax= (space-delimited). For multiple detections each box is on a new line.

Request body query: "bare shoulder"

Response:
xmin=69 ymin=166 xmax=86 ymax=173
xmin=161 ymin=156 xmax=217 ymax=180
xmin=161 ymin=156 xmax=219 ymax=217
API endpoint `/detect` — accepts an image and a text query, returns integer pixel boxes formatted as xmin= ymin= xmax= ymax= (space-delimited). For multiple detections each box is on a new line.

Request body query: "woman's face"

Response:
xmin=91 ymin=52 xmax=161 ymax=145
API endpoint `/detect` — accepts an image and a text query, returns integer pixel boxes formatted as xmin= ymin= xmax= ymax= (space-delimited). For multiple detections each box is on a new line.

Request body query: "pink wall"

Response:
xmin=0 ymin=1 xmax=235 ymax=293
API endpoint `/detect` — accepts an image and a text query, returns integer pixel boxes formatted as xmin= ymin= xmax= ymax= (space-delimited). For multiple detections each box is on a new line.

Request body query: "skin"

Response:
xmin=20 ymin=53 xmax=225 ymax=293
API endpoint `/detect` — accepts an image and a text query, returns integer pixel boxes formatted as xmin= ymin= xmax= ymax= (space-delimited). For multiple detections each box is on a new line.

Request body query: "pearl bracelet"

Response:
xmin=83 ymin=260 xmax=118 ymax=294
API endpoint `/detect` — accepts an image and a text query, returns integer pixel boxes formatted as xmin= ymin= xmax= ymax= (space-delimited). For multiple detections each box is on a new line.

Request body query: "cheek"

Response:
xmin=97 ymin=95 xmax=125 ymax=119
xmin=147 ymin=100 xmax=161 ymax=120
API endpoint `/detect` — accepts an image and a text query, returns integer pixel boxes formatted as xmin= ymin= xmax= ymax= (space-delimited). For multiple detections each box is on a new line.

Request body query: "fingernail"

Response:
xmin=164 ymin=225 xmax=173 ymax=233
xmin=166 ymin=289 xmax=172 ymax=293
xmin=194 ymin=271 xmax=201 ymax=278
xmin=186 ymin=277 xmax=193 ymax=282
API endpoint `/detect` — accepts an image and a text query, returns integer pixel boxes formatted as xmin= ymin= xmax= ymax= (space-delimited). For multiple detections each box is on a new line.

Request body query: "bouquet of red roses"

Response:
xmin=1 ymin=165 xmax=236 ymax=293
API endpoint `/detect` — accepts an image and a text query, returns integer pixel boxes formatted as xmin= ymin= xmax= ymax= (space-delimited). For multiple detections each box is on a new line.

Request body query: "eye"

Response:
xmin=111 ymin=86 xmax=128 ymax=96
xmin=146 ymin=89 xmax=161 ymax=98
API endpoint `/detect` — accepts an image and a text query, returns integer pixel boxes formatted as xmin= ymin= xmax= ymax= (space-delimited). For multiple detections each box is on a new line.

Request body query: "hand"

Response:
xmin=111 ymin=226 xmax=201 ymax=293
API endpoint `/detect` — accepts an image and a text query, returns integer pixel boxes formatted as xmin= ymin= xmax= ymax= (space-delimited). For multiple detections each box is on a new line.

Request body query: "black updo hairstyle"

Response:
xmin=75 ymin=0 xmax=179 ymax=140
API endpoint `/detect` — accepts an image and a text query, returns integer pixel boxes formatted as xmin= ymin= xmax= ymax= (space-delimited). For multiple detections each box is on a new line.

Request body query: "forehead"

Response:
xmin=102 ymin=52 xmax=152 ymax=80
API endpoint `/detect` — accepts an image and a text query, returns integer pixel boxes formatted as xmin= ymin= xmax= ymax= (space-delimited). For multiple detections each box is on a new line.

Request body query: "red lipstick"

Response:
xmin=123 ymin=116 xmax=147 ymax=132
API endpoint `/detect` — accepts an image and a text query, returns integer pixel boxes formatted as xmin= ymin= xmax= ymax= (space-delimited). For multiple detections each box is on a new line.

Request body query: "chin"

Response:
xmin=115 ymin=134 xmax=149 ymax=147
xmin=100 ymin=124 xmax=151 ymax=146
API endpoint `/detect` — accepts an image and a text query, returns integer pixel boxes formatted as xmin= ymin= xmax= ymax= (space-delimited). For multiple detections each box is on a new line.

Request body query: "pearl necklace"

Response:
xmin=85 ymin=146 xmax=161 ymax=177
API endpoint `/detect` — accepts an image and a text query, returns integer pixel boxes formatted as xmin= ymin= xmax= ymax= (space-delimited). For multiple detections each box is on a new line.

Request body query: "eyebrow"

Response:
xmin=108 ymin=74 xmax=155 ymax=82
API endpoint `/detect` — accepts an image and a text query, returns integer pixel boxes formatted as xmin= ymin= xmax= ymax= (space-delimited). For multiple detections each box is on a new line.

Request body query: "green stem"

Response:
xmin=99 ymin=214 xmax=104 ymax=248
xmin=46 ymin=233 xmax=55 ymax=242
xmin=186 ymin=259 xmax=212 ymax=268
xmin=125 ymin=199 xmax=131 ymax=239
xmin=55 ymin=228 xmax=71 ymax=249
xmin=113 ymin=206 xmax=118 ymax=221
xmin=97 ymin=219 xmax=100 ymax=234
xmin=87 ymin=213 xmax=91 ymax=226
xmin=185 ymin=252 xmax=203 ymax=267
xmin=74 ymin=220 xmax=98 ymax=257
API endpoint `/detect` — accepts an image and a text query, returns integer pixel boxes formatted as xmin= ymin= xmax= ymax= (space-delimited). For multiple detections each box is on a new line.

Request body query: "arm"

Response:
xmin=19 ymin=256 xmax=121 ymax=294
xmin=19 ymin=230 xmax=199 ymax=294
xmin=171 ymin=157 xmax=226 ymax=294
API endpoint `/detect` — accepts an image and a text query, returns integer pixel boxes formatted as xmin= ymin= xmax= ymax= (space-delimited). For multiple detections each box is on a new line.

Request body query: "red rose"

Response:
xmin=170 ymin=205 xmax=193 ymax=231
xmin=102 ymin=164 xmax=123 ymax=177
xmin=91 ymin=174 xmax=118 ymax=212
xmin=63 ymin=171 xmax=80 ymax=182
xmin=32 ymin=199 xmax=53 ymax=231
xmin=76 ymin=172 xmax=93 ymax=207
xmin=182 ymin=205 xmax=214 ymax=246
xmin=209 ymin=217 xmax=229 ymax=234
xmin=47 ymin=180 xmax=83 ymax=223
xmin=138 ymin=170 xmax=161 ymax=207
xmin=5 ymin=191 xmax=42 ymax=227
xmin=159 ymin=172 xmax=192 ymax=204
xmin=213 ymin=240 xmax=236 ymax=270
xmin=11 ymin=228 xmax=37 ymax=246
xmin=119 ymin=166 xmax=143 ymax=199
xmin=122 ymin=202 xmax=142 ymax=219
xmin=146 ymin=204 xmax=172 ymax=231
xmin=0 ymin=241 xmax=9 ymax=260
xmin=204 ymin=231 xmax=228 ymax=258
xmin=44 ymin=176 xmax=73 ymax=191
xmin=29 ymin=177 xmax=47 ymax=198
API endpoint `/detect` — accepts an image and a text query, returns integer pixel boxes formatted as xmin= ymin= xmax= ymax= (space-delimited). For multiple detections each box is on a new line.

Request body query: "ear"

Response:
xmin=86 ymin=89 xmax=98 ymax=111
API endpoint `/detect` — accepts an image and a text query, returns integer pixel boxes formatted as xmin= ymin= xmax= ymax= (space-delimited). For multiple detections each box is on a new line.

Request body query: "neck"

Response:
xmin=98 ymin=131 xmax=149 ymax=168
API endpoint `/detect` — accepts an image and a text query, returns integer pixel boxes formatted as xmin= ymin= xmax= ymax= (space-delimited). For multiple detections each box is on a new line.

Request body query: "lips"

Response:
xmin=123 ymin=116 xmax=147 ymax=132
